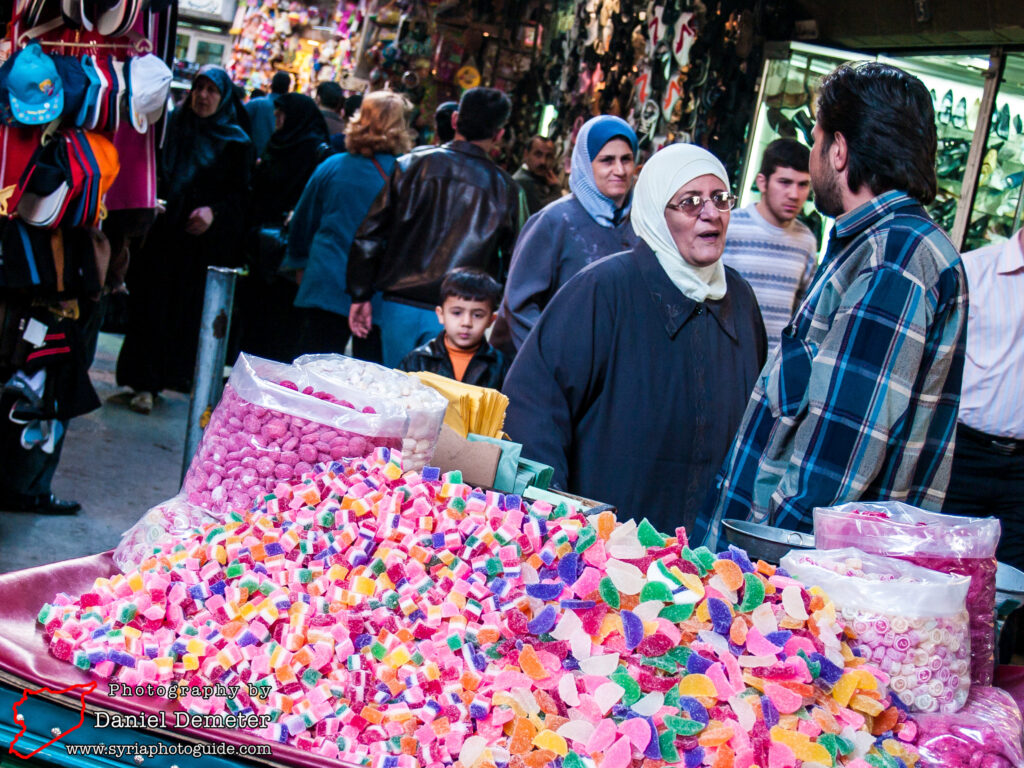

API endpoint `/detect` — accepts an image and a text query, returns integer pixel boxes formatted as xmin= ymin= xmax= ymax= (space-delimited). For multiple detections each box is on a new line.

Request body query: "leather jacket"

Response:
xmin=347 ymin=140 xmax=526 ymax=307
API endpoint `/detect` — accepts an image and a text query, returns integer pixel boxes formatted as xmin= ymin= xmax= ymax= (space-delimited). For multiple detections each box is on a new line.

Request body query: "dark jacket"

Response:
xmin=347 ymin=140 xmax=526 ymax=307
xmin=513 ymin=166 xmax=561 ymax=215
xmin=398 ymin=332 xmax=510 ymax=390
xmin=503 ymin=241 xmax=767 ymax=536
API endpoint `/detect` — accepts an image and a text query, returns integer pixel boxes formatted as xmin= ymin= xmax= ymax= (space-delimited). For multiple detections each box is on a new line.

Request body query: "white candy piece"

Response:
xmin=558 ymin=673 xmax=581 ymax=707
xmin=556 ymin=718 xmax=593 ymax=744
xmin=578 ymin=652 xmax=619 ymax=676
xmin=594 ymin=682 xmax=625 ymax=714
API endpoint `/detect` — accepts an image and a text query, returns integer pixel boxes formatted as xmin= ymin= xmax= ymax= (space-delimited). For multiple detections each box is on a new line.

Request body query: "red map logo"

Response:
xmin=9 ymin=681 xmax=96 ymax=759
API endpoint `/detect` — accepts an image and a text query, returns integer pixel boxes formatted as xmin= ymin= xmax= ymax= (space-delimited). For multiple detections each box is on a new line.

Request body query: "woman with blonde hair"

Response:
xmin=283 ymin=90 xmax=413 ymax=359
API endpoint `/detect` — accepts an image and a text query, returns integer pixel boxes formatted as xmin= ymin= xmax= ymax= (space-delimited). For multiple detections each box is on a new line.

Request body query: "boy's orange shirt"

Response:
xmin=443 ymin=335 xmax=480 ymax=382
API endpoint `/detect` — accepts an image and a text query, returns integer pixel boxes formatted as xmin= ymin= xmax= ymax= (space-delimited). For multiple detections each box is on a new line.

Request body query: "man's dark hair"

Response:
xmin=316 ymin=81 xmax=344 ymax=111
xmin=816 ymin=61 xmax=937 ymax=205
xmin=249 ymin=87 xmax=267 ymax=100
xmin=435 ymin=101 xmax=458 ymax=143
xmin=455 ymin=88 xmax=512 ymax=142
xmin=440 ymin=268 xmax=502 ymax=312
xmin=526 ymin=134 xmax=553 ymax=152
xmin=344 ymin=94 xmax=363 ymax=119
xmin=270 ymin=71 xmax=292 ymax=95
xmin=759 ymin=138 xmax=809 ymax=178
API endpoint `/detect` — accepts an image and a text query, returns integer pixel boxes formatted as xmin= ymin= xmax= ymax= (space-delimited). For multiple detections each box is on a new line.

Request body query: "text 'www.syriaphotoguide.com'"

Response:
xmin=65 ymin=741 xmax=273 ymax=759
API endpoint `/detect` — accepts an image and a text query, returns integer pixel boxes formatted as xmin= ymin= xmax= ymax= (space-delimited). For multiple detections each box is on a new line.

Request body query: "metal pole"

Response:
xmin=181 ymin=266 xmax=243 ymax=482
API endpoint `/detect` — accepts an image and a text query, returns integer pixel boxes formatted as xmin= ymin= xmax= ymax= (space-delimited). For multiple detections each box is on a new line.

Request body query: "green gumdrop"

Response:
xmin=658 ymin=730 xmax=680 ymax=763
xmin=642 ymin=655 xmax=678 ymax=673
xmin=637 ymin=518 xmax=667 ymax=547
xmin=835 ymin=735 xmax=855 ymax=756
xmin=666 ymin=646 xmax=692 ymax=665
xmin=563 ymin=753 xmax=585 ymax=768
xmin=640 ymin=581 xmax=674 ymax=603
xmin=552 ymin=502 xmax=570 ymax=519
xmin=660 ymin=603 xmax=695 ymax=622
xmin=737 ymin=572 xmax=766 ymax=612
xmin=818 ymin=733 xmax=841 ymax=761
xmin=865 ymin=754 xmax=897 ymax=768
xmin=575 ymin=527 xmax=597 ymax=553
xmin=664 ymin=684 xmax=681 ymax=708
xmin=599 ymin=577 xmax=621 ymax=609
xmin=663 ymin=715 xmax=704 ymax=736
xmin=611 ymin=669 xmax=642 ymax=706
xmin=692 ymin=546 xmax=716 ymax=570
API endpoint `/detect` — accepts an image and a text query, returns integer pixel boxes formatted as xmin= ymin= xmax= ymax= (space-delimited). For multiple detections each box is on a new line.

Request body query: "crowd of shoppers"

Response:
xmin=27 ymin=57 xmax=1000 ymax=564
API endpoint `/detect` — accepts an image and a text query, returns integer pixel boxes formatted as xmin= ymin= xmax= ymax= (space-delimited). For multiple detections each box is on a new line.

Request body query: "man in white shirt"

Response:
xmin=722 ymin=138 xmax=818 ymax=348
xmin=944 ymin=226 xmax=1024 ymax=571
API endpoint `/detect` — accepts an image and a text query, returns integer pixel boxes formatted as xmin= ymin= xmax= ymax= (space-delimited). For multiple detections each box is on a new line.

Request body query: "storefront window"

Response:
xmin=175 ymin=33 xmax=191 ymax=62
xmin=196 ymin=40 xmax=225 ymax=67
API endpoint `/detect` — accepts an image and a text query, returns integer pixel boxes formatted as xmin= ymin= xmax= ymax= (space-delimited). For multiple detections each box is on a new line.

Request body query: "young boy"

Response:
xmin=397 ymin=268 xmax=510 ymax=389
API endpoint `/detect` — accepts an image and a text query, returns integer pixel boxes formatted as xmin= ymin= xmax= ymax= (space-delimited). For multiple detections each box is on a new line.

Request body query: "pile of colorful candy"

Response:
xmin=41 ymin=452 xmax=920 ymax=768
xmin=782 ymin=549 xmax=971 ymax=714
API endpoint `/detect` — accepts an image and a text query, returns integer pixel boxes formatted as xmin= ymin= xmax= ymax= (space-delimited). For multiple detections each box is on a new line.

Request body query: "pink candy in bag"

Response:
xmin=914 ymin=686 xmax=1024 ymax=768
xmin=813 ymin=501 xmax=1000 ymax=686
xmin=182 ymin=354 xmax=406 ymax=516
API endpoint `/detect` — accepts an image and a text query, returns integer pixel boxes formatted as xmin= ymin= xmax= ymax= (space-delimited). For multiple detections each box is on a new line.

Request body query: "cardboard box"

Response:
xmin=430 ymin=425 xmax=502 ymax=488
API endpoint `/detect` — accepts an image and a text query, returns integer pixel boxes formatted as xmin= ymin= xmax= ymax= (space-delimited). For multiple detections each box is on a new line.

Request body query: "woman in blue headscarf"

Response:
xmin=492 ymin=115 xmax=640 ymax=354
xmin=116 ymin=66 xmax=254 ymax=413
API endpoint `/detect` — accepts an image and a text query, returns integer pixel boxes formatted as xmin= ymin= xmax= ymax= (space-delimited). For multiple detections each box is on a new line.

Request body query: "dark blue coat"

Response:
xmin=503 ymin=241 xmax=767 ymax=537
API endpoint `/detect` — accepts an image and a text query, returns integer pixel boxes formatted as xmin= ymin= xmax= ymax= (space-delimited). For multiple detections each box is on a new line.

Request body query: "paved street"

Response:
xmin=0 ymin=334 xmax=190 ymax=574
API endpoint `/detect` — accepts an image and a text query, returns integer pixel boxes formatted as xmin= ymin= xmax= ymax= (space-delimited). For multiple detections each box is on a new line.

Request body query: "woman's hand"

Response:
xmin=185 ymin=206 xmax=215 ymax=235
xmin=349 ymin=302 xmax=373 ymax=338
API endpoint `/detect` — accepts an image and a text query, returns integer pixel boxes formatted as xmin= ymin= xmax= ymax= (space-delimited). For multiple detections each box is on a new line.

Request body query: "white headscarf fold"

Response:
xmin=631 ymin=143 xmax=730 ymax=302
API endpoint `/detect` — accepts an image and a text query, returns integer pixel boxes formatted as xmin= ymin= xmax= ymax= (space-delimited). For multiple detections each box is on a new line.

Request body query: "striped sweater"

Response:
xmin=721 ymin=204 xmax=818 ymax=348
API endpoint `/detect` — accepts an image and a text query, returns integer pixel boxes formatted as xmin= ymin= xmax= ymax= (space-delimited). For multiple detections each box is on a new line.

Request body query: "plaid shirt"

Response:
xmin=697 ymin=191 xmax=968 ymax=546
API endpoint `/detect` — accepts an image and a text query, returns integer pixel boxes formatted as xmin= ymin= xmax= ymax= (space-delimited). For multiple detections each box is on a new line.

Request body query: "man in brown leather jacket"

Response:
xmin=346 ymin=87 xmax=527 ymax=368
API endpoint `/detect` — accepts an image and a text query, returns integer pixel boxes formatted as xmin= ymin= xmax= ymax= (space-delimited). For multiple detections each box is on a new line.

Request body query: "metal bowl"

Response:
xmin=721 ymin=519 xmax=816 ymax=565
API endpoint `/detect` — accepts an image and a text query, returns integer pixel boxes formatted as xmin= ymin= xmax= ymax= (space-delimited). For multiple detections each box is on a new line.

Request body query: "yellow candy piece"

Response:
xmin=696 ymin=601 xmax=711 ymax=623
xmin=850 ymin=694 xmax=885 ymax=716
xmin=680 ymin=573 xmax=705 ymax=598
xmin=883 ymin=738 xmax=918 ymax=767
xmin=678 ymin=674 xmax=717 ymax=698
xmin=352 ymin=575 xmax=376 ymax=596
xmin=832 ymin=670 xmax=876 ymax=707
xmin=385 ymin=646 xmax=412 ymax=668
xmin=769 ymin=726 xmax=834 ymax=766
xmin=532 ymin=730 xmax=568 ymax=756
xmin=183 ymin=653 xmax=199 ymax=671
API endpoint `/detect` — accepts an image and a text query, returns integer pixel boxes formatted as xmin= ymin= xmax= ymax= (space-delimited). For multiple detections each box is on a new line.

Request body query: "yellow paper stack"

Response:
xmin=407 ymin=372 xmax=508 ymax=438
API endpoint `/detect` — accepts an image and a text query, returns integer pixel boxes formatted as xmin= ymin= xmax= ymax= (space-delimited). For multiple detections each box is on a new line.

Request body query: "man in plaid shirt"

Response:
xmin=697 ymin=62 xmax=968 ymax=546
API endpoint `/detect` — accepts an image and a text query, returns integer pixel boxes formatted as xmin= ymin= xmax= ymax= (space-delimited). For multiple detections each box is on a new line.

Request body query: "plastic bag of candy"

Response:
xmin=182 ymin=353 xmax=406 ymax=515
xmin=782 ymin=547 xmax=971 ymax=713
xmin=814 ymin=501 xmax=1000 ymax=685
xmin=113 ymin=494 xmax=218 ymax=573
xmin=294 ymin=353 xmax=447 ymax=471
xmin=914 ymin=685 xmax=1024 ymax=767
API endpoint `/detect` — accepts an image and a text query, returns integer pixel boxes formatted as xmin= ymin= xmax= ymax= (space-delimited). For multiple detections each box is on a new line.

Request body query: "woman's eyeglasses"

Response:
xmin=665 ymin=191 xmax=737 ymax=215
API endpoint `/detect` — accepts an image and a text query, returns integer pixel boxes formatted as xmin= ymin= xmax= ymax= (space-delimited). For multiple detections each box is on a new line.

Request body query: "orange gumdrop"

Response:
xmin=729 ymin=616 xmax=748 ymax=646
xmin=401 ymin=737 xmax=417 ymax=755
xmin=596 ymin=511 xmax=616 ymax=541
xmin=811 ymin=706 xmax=842 ymax=734
xmin=510 ymin=717 xmax=537 ymax=755
xmin=510 ymin=756 xmax=527 ymax=768
xmin=698 ymin=724 xmax=734 ymax=747
xmin=620 ymin=593 xmax=640 ymax=611
xmin=871 ymin=706 xmax=899 ymax=736
xmin=776 ymin=681 xmax=815 ymax=698
xmin=518 ymin=644 xmax=549 ymax=680
xmin=809 ymin=594 xmax=825 ymax=612
xmin=755 ymin=560 xmax=775 ymax=576
xmin=534 ymin=688 xmax=559 ymax=715
xmin=523 ymin=749 xmax=558 ymax=768
xmin=713 ymin=560 xmax=744 ymax=592
xmin=711 ymin=745 xmax=735 ymax=768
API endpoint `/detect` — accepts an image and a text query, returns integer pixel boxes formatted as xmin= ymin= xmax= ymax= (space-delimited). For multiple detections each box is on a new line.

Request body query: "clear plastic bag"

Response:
xmin=181 ymin=353 xmax=405 ymax=515
xmin=813 ymin=501 xmax=1000 ymax=686
xmin=293 ymin=353 xmax=447 ymax=472
xmin=915 ymin=686 xmax=1024 ymax=768
xmin=113 ymin=494 xmax=218 ymax=573
xmin=782 ymin=547 xmax=971 ymax=713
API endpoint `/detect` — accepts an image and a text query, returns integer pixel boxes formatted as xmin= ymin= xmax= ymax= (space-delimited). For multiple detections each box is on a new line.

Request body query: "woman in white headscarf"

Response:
xmin=503 ymin=144 xmax=767 ymax=537
xmin=491 ymin=116 xmax=640 ymax=354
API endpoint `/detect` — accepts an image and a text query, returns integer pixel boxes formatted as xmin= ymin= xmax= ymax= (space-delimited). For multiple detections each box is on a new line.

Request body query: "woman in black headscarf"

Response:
xmin=116 ymin=66 xmax=254 ymax=413
xmin=236 ymin=93 xmax=330 ymax=361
